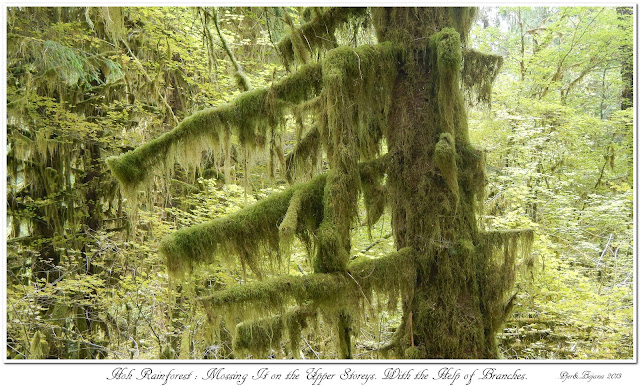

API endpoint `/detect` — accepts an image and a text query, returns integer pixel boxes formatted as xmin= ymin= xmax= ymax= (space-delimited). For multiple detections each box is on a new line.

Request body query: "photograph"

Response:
xmin=2 ymin=2 xmax=637 ymax=384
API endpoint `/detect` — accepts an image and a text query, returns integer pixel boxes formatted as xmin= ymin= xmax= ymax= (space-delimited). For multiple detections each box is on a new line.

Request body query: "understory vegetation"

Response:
xmin=5 ymin=6 xmax=633 ymax=360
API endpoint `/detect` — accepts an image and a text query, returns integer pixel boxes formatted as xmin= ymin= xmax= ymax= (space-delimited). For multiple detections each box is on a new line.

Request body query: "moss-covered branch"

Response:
xmin=277 ymin=7 xmax=368 ymax=67
xmin=199 ymin=247 xmax=414 ymax=327
xmin=348 ymin=247 xmax=415 ymax=302
xmin=162 ymin=173 xmax=327 ymax=278
xmin=106 ymin=62 xmax=323 ymax=195
xmin=462 ymin=49 xmax=503 ymax=106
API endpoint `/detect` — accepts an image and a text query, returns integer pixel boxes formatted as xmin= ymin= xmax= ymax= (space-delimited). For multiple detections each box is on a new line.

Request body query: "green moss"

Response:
xmin=404 ymin=346 xmax=421 ymax=359
xmin=285 ymin=126 xmax=321 ymax=183
xmin=199 ymin=272 xmax=349 ymax=327
xmin=234 ymin=71 xmax=252 ymax=92
xmin=478 ymin=229 xmax=534 ymax=337
xmin=278 ymin=190 xmax=303 ymax=252
xmin=434 ymin=132 xmax=459 ymax=201
xmin=234 ymin=316 xmax=284 ymax=357
xmin=314 ymin=43 xmax=398 ymax=274
xmin=277 ymin=7 xmax=368 ymax=66
xmin=359 ymin=155 xmax=388 ymax=227
xmin=29 ymin=330 xmax=49 ymax=359
xmin=348 ymin=247 xmax=415 ymax=309
xmin=162 ymin=174 xmax=327 ymax=278
xmin=462 ymin=49 xmax=503 ymax=106
xmin=234 ymin=307 xmax=316 ymax=358
xmin=107 ymin=63 xmax=324 ymax=196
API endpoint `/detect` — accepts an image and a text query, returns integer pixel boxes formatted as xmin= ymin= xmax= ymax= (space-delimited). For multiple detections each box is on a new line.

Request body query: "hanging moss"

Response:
xmin=478 ymin=229 xmax=534 ymax=340
xmin=234 ymin=307 xmax=316 ymax=358
xmin=200 ymin=272 xmax=349 ymax=327
xmin=162 ymin=174 xmax=327 ymax=278
xmin=106 ymin=62 xmax=323 ymax=196
xmin=277 ymin=7 xmax=368 ymax=67
xmin=347 ymin=247 xmax=415 ymax=305
xmin=359 ymin=155 xmax=388 ymax=226
xmin=461 ymin=49 xmax=503 ymax=106
xmin=431 ymin=28 xmax=464 ymax=141
xmin=234 ymin=315 xmax=284 ymax=357
xmin=285 ymin=126 xmax=321 ymax=183
xmin=434 ymin=132 xmax=459 ymax=201
xmin=201 ymin=247 xmax=417 ymax=358
xmin=29 ymin=330 xmax=49 ymax=359
xmin=313 ymin=42 xmax=398 ymax=274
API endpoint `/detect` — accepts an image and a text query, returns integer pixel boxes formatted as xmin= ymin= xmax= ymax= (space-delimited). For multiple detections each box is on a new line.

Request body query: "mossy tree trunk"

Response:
xmin=375 ymin=7 xmax=499 ymax=359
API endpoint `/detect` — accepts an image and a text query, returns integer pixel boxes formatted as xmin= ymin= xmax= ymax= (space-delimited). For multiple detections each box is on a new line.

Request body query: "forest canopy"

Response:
xmin=5 ymin=6 xmax=633 ymax=360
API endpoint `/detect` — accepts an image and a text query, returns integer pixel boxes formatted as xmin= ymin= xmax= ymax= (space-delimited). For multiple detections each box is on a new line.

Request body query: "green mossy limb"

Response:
xmin=462 ymin=49 xmax=503 ymax=106
xmin=162 ymin=174 xmax=327 ymax=278
xmin=278 ymin=190 xmax=303 ymax=252
xmin=277 ymin=7 xmax=368 ymax=66
xmin=106 ymin=63 xmax=323 ymax=195
xmin=199 ymin=272 xmax=350 ymax=327
xmin=348 ymin=247 xmax=415 ymax=302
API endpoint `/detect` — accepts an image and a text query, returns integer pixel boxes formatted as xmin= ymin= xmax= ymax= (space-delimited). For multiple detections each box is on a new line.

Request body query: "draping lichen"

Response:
xmin=462 ymin=49 xmax=503 ymax=106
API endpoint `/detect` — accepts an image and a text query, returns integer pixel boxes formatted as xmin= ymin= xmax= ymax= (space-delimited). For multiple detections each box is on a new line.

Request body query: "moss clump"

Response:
xmin=404 ymin=346 xmax=421 ymax=359
xmin=29 ymin=330 xmax=49 ymax=359
xmin=434 ymin=132 xmax=459 ymax=201
xmin=359 ymin=154 xmax=388 ymax=227
xmin=234 ymin=316 xmax=284 ymax=357
xmin=462 ymin=49 xmax=503 ymax=106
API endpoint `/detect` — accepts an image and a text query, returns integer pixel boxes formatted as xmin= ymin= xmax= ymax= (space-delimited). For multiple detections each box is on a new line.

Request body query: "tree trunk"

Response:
xmin=375 ymin=7 xmax=496 ymax=359
xmin=617 ymin=7 xmax=633 ymax=110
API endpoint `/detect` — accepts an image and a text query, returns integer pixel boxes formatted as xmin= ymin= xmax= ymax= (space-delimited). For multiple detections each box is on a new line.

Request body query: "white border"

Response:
xmin=1 ymin=1 xmax=637 ymax=385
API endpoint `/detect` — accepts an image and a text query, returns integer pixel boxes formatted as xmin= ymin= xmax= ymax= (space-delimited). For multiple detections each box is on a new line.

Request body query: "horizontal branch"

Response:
xmin=162 ymin=173 xmax=327 ymax=278
xmin=106 ymin=62 xmax=323 ymax=193
xmin=198 ymin=247 xmax=415 ymax=326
